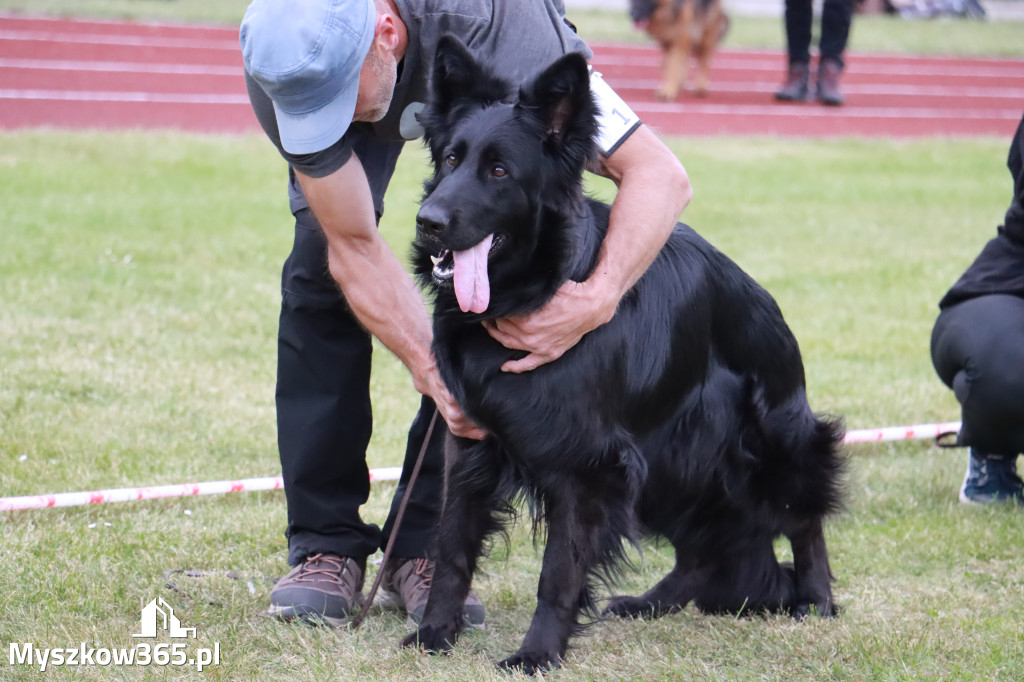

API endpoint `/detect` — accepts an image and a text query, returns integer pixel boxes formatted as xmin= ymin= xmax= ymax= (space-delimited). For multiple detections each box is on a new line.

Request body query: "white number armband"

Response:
xmin=589 ymin=67 xmax=642 ymax=157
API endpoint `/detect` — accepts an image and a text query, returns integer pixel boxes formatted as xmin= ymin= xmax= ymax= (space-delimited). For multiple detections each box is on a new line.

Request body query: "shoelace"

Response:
xmin=294 ymin=554 xmax=350 ymax=585
xmin=404 ymin=558 xmax=433 ymax=594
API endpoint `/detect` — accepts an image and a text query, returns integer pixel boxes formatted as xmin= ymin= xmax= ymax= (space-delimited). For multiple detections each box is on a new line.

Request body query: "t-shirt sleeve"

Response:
xmin=244 ymin=69 xmax=354 ymax=178
xmin=589 ymin=68 xmax=642 ymax=158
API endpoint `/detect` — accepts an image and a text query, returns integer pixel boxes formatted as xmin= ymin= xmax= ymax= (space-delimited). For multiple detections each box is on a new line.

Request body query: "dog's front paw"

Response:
xmin=400 ymin=623 xmax=458 ymax=654
xmin=496 ymin=650 xmax=561 ymax=675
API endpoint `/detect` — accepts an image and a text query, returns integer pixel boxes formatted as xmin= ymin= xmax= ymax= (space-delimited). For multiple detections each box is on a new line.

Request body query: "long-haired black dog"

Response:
xmin=402 ymin=35 xmax=845 ymax=674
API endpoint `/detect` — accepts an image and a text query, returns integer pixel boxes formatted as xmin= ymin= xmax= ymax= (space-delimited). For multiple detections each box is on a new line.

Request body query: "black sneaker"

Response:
xmin=268 ymin=554 xmax=366 ymax=627
xmin=959 ymin=450 xmax=1024 ymax=505
xmin=382 ymin=557 xmax=486 ymax=629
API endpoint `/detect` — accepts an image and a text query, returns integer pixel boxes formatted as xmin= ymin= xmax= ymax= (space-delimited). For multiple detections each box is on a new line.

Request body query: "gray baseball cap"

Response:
xmin=240 ymin=0 xmax=376 ymax=154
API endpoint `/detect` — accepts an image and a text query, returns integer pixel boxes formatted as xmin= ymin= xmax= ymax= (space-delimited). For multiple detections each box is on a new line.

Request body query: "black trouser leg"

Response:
xmin=819 ymin=0 xmax=853 ymax=66
xmin=931 ymin=294 xmax=1024 ymax=456
xmin=784 ymin=0 xmax=852 ymax=66
xmin=380 ymin=396 xmax=447 ymax=559
xmin=783 ymin=0 xmax=814 ymax=66
xmin=276 ymin=207 xmax=446 ymax=565
xmin=277 ymin=210 xmax=383 ymax=565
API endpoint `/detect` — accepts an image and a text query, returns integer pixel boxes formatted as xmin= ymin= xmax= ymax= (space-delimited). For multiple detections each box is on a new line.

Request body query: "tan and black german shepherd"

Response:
xmin=631 ymin=0 xmax=730 ymax=99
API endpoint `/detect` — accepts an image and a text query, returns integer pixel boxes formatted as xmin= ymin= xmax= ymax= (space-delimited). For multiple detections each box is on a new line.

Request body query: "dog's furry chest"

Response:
xmin=434 ymin=324 xmax=625 ymax=465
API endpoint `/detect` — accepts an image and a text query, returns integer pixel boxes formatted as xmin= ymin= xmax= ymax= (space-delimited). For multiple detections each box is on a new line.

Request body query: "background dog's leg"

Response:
xmin=786 ymin=516 xmax=836 ymax=618
xmin=657 ymin=41 xmax=688 ymax=101
xmin=692 ymin=18 xmax=719 ymax=96
xmin=401 ymin=440 xmax=502 ymax=653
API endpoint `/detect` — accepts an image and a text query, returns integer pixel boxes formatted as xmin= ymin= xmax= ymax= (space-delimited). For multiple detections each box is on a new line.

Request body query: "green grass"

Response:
xmin=3 ymin=130 xmax=1023 ymax=680
xmin=1 ymin=0 xmax=1022 ymax=57
xmin=2 ymin=3 xmax=1023 ymax=679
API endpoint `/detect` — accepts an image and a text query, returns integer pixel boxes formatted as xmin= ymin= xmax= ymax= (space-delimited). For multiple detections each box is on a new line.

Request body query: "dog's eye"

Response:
xmin=445 ymin=153 xmax=457 ymax=168
xmin=491 ymin=165 xmax=507 ymax=178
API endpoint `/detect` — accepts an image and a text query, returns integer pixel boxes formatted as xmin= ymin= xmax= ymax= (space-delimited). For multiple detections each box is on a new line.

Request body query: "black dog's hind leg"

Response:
xmin=603 ymin=548 xmax=701 ymax=619
xmin=785 ymin=516 xmax=835 ymax=618
xmin=401 ymin=438 xmax=503 ymax=653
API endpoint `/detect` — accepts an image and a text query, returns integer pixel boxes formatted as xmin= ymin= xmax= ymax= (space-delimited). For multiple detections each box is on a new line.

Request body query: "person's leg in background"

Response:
xmin=931 ymin=294 xmax=1024 ymax=505
xmin=776 ymin=0 xmax=814 ymax=101
xmin=816 ymin=0 xmax=854 ymax=105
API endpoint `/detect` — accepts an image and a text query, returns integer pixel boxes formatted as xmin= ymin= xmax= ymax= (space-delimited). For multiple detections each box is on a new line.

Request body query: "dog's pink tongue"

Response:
xmin=452 ymin=233 xmax=493 ymax=314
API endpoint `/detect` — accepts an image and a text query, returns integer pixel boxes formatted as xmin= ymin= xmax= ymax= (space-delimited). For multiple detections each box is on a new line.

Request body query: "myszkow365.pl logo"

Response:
xmin=8 ymin=597 xmax=221 ymax=673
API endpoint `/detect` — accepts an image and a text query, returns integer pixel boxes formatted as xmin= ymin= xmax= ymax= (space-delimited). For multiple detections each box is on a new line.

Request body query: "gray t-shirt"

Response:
xmin=245 ymin=0 xmax=591 ymax=217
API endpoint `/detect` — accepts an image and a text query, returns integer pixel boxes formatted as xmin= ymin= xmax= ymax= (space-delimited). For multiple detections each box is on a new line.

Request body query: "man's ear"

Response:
xmin=517 ymin=52 xmax=596 ymax=149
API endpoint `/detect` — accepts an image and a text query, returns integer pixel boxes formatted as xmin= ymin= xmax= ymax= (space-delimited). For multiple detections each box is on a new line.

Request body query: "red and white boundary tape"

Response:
xmin=843 ymin=421 xmax=961 ymax=444
xmin=1 ymin=424 xmax=961 ymax=512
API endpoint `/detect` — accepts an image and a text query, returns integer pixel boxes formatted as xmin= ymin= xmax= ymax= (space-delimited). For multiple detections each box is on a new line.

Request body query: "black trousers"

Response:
xmin=275 ymin=207 xmax=447 ymax=566
xmin=783 ymin=0 xmax=854 ymax=67
xmin=931 ymin=294 xmax=1024 ymax=456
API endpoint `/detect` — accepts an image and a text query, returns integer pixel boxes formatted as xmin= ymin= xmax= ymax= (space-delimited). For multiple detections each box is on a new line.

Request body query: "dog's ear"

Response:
xmin=419 ymin=35 xmax=511 ymax=154
xmin=426 ymin=35 xmax=509 ymax=116
xmin=518 ymin=52 xmax=598 ymax=157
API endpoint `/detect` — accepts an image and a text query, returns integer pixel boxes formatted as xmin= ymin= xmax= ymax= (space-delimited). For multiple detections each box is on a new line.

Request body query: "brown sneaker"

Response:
xmin=268 ymin=553 xmax=365 ymax=627
xmin=775 ymin=62 xmax=810 ymax=102
xmin=383 ymin=557 xmax=486 ymax=629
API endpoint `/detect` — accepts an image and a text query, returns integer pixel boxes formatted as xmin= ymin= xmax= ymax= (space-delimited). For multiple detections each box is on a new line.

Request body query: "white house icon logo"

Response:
xmin=132 ymin=598 xmax=196 ymax=639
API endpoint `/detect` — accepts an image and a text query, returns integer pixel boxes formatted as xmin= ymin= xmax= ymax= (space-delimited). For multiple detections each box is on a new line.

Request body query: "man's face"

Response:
xmin=353 ymin=45 xmax=398 ymax=123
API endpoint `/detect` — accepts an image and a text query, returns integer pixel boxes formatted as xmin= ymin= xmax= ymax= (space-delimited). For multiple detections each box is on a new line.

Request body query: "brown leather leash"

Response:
xmin=350 ymin=407 xmax=439 ymax=629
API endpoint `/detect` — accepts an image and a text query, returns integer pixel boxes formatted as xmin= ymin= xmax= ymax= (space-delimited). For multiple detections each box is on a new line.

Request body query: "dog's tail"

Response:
xmin=749 ymin=387 xmax=848 ymax=519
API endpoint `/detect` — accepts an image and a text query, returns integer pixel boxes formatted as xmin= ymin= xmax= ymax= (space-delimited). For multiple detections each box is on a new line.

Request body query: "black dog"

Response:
xmin=403 ymin=36 xmax=845 ymax=674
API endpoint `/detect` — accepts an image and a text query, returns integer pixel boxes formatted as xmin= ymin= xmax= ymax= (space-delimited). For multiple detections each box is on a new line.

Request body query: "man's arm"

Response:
xmin=484 ymin=124 xmax=692 ymax=373
xmin=295 ymin=157 xmax=485 ymax=439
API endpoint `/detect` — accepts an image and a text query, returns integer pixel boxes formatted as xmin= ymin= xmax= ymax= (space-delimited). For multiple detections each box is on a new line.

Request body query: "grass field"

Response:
xmin=3 ymin=130 xmax=1023 ymax=680
xmin=2 ymin=2 xmax=1024 ymax=680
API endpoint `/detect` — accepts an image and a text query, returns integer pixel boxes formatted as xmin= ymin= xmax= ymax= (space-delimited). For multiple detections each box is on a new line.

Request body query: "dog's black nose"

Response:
xmin=416 ymin=205 xmax=448 ymax=235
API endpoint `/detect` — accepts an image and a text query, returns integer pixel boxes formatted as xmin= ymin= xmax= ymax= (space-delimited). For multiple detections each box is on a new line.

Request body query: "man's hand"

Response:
xmin=483 ymin=125 xmax=690 ymax=375
xmin=415 ymin=362 xmax=487 ymax=440
xmin=482 ymin=278 xmax=616 ymax=373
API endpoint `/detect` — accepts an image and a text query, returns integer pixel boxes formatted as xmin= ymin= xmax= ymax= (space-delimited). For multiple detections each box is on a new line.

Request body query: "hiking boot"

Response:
xmin=959 ymin=450 xmax=1024 ymax=505
xmin=775 ymin=63 xmax=810 ymax=102
xmin=268 ymin=553 xmax=366 ymax=627
xmin=816 ymin=59 xmax=845 ymax=106
xmin=383 ymin=557 xmax=486 ymax=629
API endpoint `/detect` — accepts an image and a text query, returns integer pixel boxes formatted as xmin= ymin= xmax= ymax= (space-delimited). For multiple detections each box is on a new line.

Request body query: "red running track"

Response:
xmin=1 ymin=13 xmax=1022 ymax=138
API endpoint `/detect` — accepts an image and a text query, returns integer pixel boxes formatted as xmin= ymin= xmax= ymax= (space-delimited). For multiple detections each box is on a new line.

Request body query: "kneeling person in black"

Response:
xmin=931 ymin=112 xmax=1024 ymax=506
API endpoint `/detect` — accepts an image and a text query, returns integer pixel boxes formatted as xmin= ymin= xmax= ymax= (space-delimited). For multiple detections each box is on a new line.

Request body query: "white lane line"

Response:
xmin=0 ymin=29 xmax=238 ymax=50
xmin=0 ymin=11 xmax=236 ymax=33
xmin=0 ymin=89 xmax=1013 ymax=123
xmin=2 ymin=59 xmax=1016 ymax=101
xmin=0 ymin=89 xmax=249 ymax=104
xmin=592 ymin=55 xmax=1024 ymax=79
xmin=632 ymin=101 xmax=1022 ymax=120
xmin=607 ymin=78 xmax=1024 ymax=99
xmin=0 ymin=57 xmax=241 ymax=76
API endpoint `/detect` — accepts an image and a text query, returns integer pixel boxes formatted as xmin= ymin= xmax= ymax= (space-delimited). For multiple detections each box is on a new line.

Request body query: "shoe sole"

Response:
xmin=380 ymin=589 xmax=486 ymax=630
xmin=959 ymin=491 xmax=1024 ymax=505
xmin=268 ymin=601 xmax=362 ymax=628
